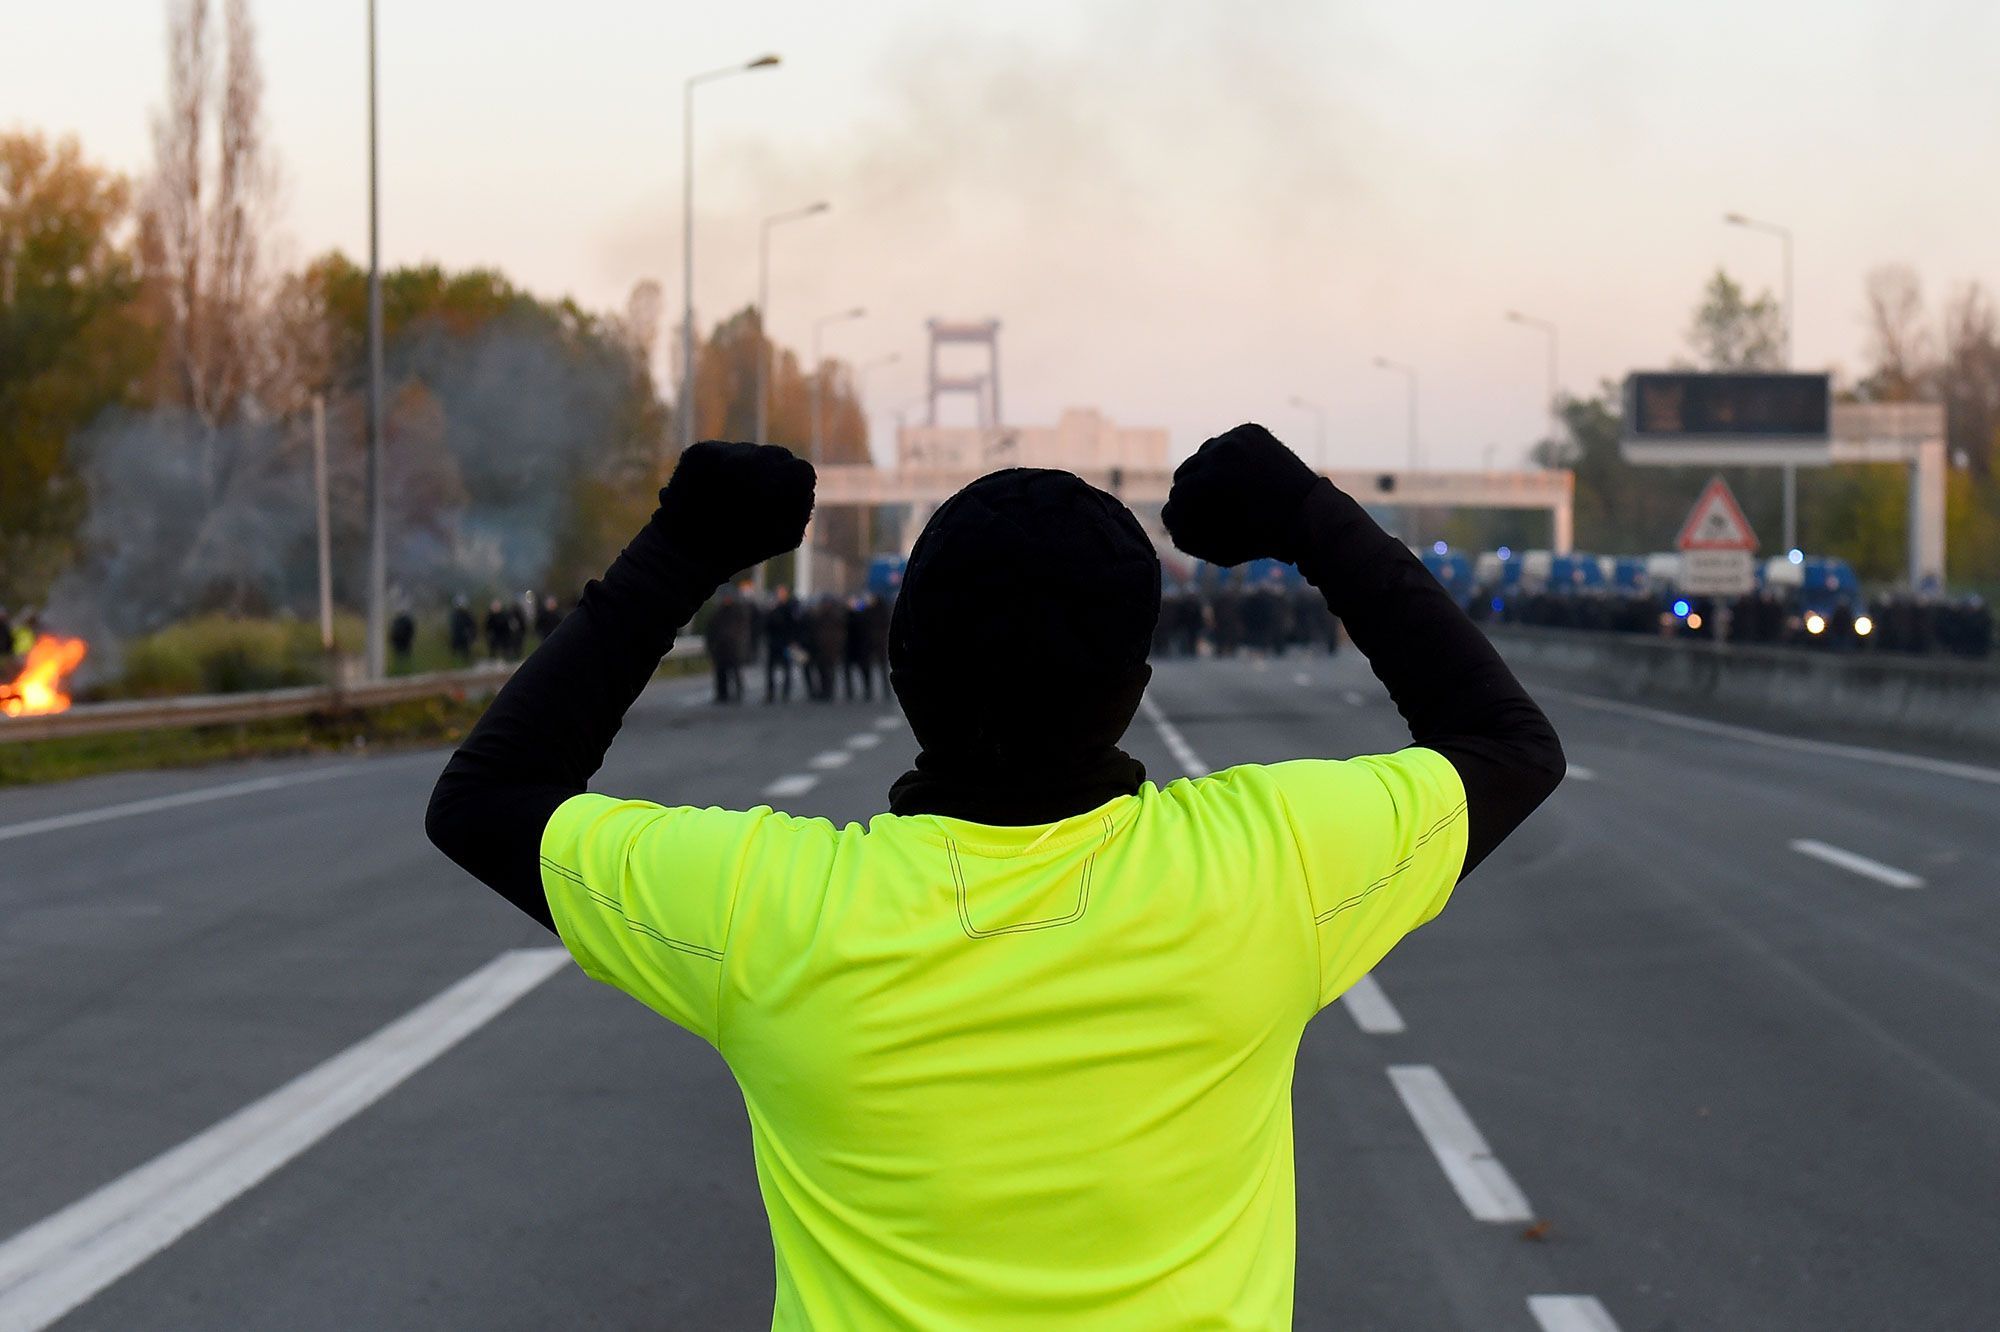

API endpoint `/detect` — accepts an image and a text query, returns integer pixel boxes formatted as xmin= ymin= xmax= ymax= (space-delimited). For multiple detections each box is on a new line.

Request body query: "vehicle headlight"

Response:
xmin=1854 ymin=615 xmax=1874 ymax=637
xmin=1805 ymin=613 xmax=1826 ymax=635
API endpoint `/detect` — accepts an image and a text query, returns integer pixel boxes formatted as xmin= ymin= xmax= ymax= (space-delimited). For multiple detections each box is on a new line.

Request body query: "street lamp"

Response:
xmin=1372 ymin=356 xmax=1419 ymax=470
xmin=680 ymin=53 xmax=781 ymax=457
xmin=1723 ymin=210 xmax=1797 ymax=547
xmin=1288 ymin=395 xmax=1327 ymax=470
xmin=363 ymin=0 xmax=387 ymax=678
xmin=800 ymin=306 xmax=866 ymax=599
xmin=756 ymin=200 xmax=830 ymax=450
xmin=1503 ymin=310 xmax=1559 ymax=469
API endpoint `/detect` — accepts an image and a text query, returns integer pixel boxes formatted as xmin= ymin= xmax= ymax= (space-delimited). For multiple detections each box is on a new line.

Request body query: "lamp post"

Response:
xmin=680 ymin=53 xmax=780 ymax=457
xmin=363 ymin=0 xmax=387 ymax=679
xmin=1372 ymin=356 xmax=1419 ymax=470
xmin=1724 ymin=210 xmax=1797 ymax=548
xmin=1503 ymin=310 xmax=1559 ymax=469
xmin=1288 ymin=395 xmax=1328 ymax=470
xmin=756 ymin=200 xmax=829 ymax=449
xmin=799 ymin=306 xmax=866 ymax=599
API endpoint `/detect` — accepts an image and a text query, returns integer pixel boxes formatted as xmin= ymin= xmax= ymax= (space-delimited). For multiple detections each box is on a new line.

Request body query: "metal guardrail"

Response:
xmin=0 ymin=639 xmax=709 ymax=744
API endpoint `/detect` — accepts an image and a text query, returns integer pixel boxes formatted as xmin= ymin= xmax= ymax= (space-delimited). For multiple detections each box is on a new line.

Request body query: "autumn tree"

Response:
xmin=0 ymin=131 xmax=154 ymax=607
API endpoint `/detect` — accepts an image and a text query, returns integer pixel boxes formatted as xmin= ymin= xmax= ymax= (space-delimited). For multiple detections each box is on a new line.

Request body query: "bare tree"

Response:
xmin=1941 ymin=282 xmax=2000 ymax=478
xmin=1862 ymin=265 xmax=1931 ymax=402
xmin=144 ymin=0 xmax=275 ymax=439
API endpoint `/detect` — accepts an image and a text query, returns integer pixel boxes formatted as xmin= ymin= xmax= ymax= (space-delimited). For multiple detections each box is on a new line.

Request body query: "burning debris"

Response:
xmin=0 ymin=635 xmax=89 ymax=717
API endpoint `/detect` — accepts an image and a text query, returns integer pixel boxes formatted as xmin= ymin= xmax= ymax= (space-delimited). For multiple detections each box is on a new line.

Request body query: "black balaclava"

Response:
xmin=887 ymin=468 xmax=1162 ymax=825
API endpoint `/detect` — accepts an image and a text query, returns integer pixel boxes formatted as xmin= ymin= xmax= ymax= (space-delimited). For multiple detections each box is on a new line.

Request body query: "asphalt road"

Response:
xmin=3 ymin=652 xmax=1997 ymax=1331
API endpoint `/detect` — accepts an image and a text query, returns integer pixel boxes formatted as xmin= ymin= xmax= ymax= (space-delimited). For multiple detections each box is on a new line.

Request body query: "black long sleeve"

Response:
xmin=1286 ymin=480 xmax=1564 ymax=875
xmin=424 ymin=518 xmax=723 ymax=929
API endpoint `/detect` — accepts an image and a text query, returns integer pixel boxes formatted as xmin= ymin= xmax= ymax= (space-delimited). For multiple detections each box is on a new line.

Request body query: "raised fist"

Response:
xmin=658 ymin=441 xmax=817 ymax=578
xmin=1161 ymin=423 xmax=1320 ymax=567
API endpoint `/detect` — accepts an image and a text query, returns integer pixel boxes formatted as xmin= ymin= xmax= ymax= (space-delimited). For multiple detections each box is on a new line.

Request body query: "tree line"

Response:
xmin=0 ymin=0 xmax=868 ymax=640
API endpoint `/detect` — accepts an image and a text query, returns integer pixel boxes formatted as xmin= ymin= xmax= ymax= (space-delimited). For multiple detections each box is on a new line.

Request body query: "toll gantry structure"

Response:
xmin=926 ymin=318 xmax=1002 ymax=428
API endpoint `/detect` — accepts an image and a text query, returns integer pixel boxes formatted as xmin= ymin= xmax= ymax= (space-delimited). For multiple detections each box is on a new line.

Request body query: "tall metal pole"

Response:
xmin=364 ymin=0 xmax=387 ymax=680
xmin=679 ymin=76 xmax=694 ymax=459
xmin=1505 ymin=311 xmax=1560 ymax=467
xmin=1725 ymin=212 xmax=1797 ymax=550
xmin=312 ymin=395 xmax=334 ymax=655
xmin=1781 ymin=225 xmax=1796 ymax=551
xmin=679 ymin=56 xmax=781 ymax=461
xmin=755 ymin=201 xmax=830 ymax=452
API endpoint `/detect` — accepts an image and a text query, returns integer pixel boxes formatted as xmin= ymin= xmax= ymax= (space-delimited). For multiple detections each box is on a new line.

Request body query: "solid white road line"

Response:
xmin=1339 ymin=974 xmax=1407 ymax=1035
xmin=1790 ymin=838 xmax=1925 ymax=889
xmin=807 ymin=750 xmax=852 ymax=770
xmin=764 ymin=774 xmax=818 ymax=798
xmin=0 ymin=761 xmax=417 ymax=845
xmin=1138 ymin=694 xmax=1211 ymax=777
xmin=1565 ymin=764 xmax=1597 ymax=782
xmin=0 ymin=947 xmax=568 ymax=1331
xmin=845 ymin=732 xmax=882 ymax=750
xmin=1547 ymin=687 xmax=2000 ymax=787
xmin=1386 ymin=1064 xmax=1534 ymax=1223
xmin=1528 ymin=1294 xmax=1623 ymax=1332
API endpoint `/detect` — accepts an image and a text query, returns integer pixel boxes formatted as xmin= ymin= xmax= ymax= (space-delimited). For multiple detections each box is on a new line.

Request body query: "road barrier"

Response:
xmin=1486 ymin=625 xmax=2000 ymax=752
xmin=0 ymin=640 xmax=710 ymax=745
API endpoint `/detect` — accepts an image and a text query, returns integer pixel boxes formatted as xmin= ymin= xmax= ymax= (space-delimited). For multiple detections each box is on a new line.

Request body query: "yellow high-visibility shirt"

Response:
xmin=540 ymin=749 xmax=1467 ymax=1330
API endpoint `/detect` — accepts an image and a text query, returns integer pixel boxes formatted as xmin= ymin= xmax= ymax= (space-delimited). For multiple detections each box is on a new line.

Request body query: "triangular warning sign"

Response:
xmin=1676 ymin=476 xmax=1758 ymax=551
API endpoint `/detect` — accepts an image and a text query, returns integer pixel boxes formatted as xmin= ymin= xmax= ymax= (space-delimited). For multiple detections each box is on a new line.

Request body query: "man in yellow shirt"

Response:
xmin=429 ymin=426 xmax=1563 ymax=1328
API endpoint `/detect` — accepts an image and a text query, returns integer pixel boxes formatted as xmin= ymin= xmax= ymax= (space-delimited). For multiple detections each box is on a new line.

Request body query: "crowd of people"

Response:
xmin=702 ymin=584 xmax=893 ymax=705
xmin=1154 ymin=579 xmax=1341 ymax=658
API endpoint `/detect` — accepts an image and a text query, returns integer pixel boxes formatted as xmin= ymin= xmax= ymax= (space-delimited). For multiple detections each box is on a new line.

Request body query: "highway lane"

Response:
xmin=1 ymin=657 xmax=1995 ymax=1328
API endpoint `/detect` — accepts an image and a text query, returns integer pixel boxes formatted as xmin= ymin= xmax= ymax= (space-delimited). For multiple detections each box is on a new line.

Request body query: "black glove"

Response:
xmin=1162 ymin=423 xmax=1321 ymax=567
xmin=656 ymin=441 xmax=817 ymax=580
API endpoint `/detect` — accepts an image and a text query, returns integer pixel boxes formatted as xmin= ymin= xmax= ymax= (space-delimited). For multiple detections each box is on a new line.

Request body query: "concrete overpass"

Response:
xmin=806 ymin=464 xmax=1576 ymax=566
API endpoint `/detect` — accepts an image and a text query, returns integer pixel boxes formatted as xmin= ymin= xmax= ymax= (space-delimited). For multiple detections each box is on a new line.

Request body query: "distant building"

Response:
xmin=897 ymin=408 xmax=1169 ymax=474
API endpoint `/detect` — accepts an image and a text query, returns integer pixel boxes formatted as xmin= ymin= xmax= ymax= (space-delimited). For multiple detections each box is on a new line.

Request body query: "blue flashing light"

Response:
xmin=1497 ymin=546 xmax=1512 ymax=560
xmin=1787 ymin=548 xmax=1804 ymax=565
xmin=1432 ymin=540 xmax=1449 ymax=556
xmin=1489 ymin=597 xmax=1505 ymax=613
xmin=1672 ymin=599 xmax=1691 ymax=618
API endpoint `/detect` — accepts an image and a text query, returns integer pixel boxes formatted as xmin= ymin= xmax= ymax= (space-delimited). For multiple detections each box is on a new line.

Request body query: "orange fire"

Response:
xmin=1 ymin=634 xmax=89 ymax=717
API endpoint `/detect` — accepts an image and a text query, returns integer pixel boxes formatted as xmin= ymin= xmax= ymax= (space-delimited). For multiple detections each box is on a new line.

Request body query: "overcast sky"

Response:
xmin=7 ymin=0 xmax=1997 ymax=467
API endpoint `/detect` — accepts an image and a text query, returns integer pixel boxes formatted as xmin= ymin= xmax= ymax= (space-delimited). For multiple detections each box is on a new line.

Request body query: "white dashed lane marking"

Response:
xmin=846 ymin=733 xmax=882 ymax=750
xmin=1566 ymin=764 xmax=1597 ymax=782
xmin=1529 ymin=1294 xmax=1623 ymax=1331
xmin=1293 ymin=672 xmax=1312 ymax=687
xmin=0 ymin=948 xmax=569 ymax=1332
xmin=1138 ymin=694 xmax=1211 ymax=778
xmin=0 ymin=756 xmax=434 ymax=845
xmin=1790 ymin=838 xmax=1924 ymax=889
xmin=1339 ymin=975 xmax=1406 ymax=1035
xmin=807 ymin=751 xmax=852 ymax=770
xmin=1386 ymin=1065 xmax=1535 ymax=1224
xmin=763 ymin=774 xmax=818 ymax=798
xmin=1342 ymin=690 xmax=1365 ymax=707
xmin=873 ymin=716 xmax=899 ymax=731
